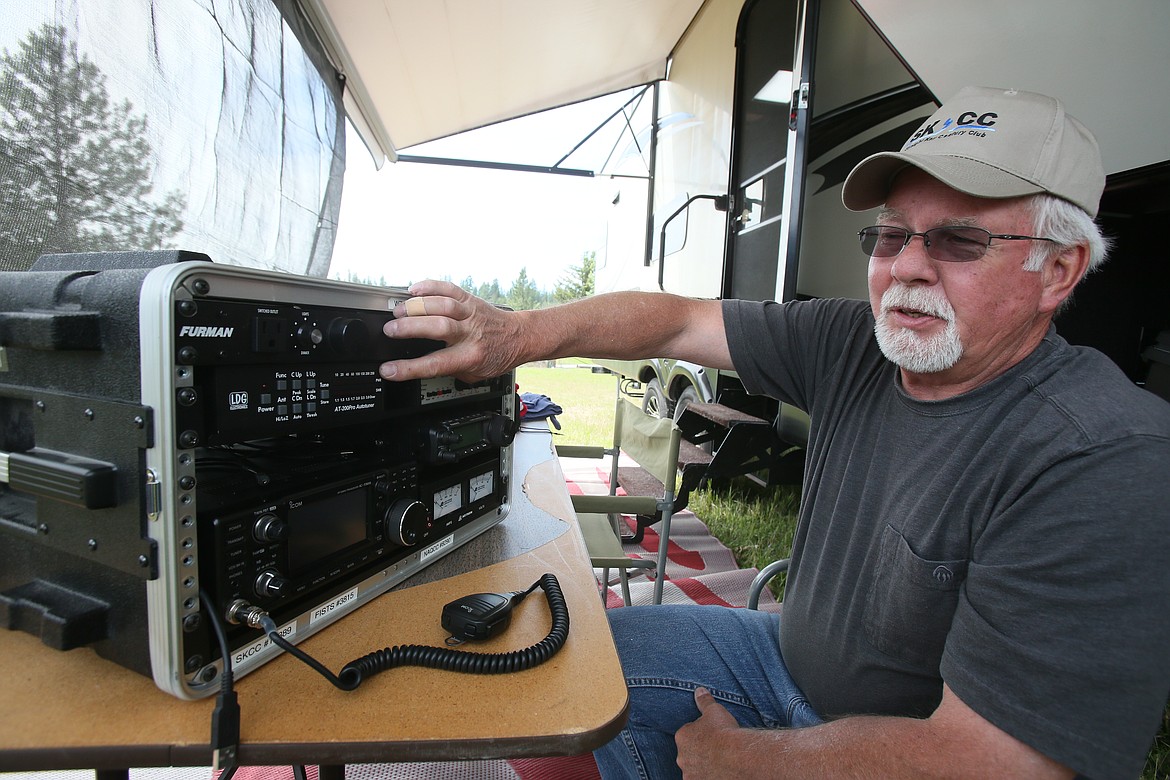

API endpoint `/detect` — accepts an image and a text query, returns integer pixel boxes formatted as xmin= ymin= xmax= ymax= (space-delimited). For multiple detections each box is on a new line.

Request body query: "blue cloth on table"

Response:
xmin=520 ymin=392 xmax=562 ymax=430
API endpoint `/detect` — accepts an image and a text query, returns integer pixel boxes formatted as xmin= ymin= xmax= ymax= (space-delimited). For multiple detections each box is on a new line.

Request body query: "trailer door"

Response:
xmin=723 ymin=0 xmax=815 ymax=303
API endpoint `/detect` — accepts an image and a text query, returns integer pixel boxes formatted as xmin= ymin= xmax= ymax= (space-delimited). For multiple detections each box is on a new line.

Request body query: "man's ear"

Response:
xmin=1039 ymin=243 xmax=1090 ymax=315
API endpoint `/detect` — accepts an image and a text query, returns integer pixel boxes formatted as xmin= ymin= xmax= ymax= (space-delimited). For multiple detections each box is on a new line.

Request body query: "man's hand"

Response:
xmin=379 ymin=280 xmax=524 ymax=383
xmin=675 ymin=687 xmax=751 ymax=779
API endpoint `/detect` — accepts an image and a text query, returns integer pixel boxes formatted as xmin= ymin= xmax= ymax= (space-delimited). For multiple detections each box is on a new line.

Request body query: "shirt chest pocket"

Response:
xmin=864 ymin=524 xmax=969 ymax=671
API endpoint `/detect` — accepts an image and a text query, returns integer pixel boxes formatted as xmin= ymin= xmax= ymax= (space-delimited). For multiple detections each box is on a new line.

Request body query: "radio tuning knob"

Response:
xmin=253 ymin=513 xmax=288 ymax=543
xmin=485 ymin=413 xmax=516 ymax=446
xmin=254 ymin=569 xmax=289 ymax=599
xmin=326 ymin=317 xmax=369 ymax=355
xmin=384 ymin=498 xmax=430 ymax=547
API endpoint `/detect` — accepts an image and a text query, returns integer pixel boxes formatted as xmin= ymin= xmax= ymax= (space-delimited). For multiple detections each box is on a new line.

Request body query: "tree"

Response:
xmin=476 ymin=279 xmax=506 ymax=305
xmin=554 ymin=251 xmax=596 ymax=303
xmin=333 ymin=269 xmax=389 ymax=287
xmin=506 ymin=267 xmax=543 ymax=311
xmin=0 ymin=25 xmax=184 ymax=270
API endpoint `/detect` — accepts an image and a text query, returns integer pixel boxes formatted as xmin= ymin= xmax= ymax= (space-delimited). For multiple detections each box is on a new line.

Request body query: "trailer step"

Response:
xmin=613 ymin=441 xmax=711 ymax=499
xmin=682 ymin=402 xmax=768 ymax=428
xmin=617 ymin=465 xmax=662 ymax=499
xmin=675 ymin=402 xmax=770 ymax=450
xmin=610 ymin=437 xmax=713 ymax=544
xmin=609 ymin=405 xmax=773 ymax=544
xmin=674 ymin=401 xmax=807 ymax=487
xmin=679 ymin=439 xmax=714 ymax=468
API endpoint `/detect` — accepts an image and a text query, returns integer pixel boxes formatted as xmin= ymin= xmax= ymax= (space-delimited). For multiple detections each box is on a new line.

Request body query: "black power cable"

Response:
xmin=259 ymin=572 xmax=569 ymax=691
xmin=200 ymin=590 xmax=240 ymax=774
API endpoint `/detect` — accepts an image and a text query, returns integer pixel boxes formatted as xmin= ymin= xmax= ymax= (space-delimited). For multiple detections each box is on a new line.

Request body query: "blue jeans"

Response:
xmin=593 ymin=604 xmax=822 ymax=780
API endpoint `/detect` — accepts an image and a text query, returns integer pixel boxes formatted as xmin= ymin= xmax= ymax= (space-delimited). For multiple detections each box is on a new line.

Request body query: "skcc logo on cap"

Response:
xmin=841 ymin=86 xmax=1106 ymax=217
xmin=904 ymin=110 xmax=1000 ymax=150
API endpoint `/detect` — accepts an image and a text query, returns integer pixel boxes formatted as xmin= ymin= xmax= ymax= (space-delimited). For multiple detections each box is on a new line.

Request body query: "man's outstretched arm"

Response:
xmin=378 ymin=279 xmax=732 ymax=382
xmin=675 ymin=684 xmax=1074 ymax=780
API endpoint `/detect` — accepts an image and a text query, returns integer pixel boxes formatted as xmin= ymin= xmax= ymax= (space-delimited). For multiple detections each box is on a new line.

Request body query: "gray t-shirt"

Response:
xmin=724 ymin=297 xmax=1170 ymax=780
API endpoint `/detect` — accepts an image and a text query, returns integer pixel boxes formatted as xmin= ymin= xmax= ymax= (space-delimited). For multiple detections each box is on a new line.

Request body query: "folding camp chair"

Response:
xmin=747 ymin=558 xmax=790 ymax=610
xmin=556 ymin=377 xmax=684 ymax=605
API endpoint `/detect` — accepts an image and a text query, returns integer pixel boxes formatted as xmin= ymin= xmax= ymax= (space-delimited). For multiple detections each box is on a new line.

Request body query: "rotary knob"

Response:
xmin=384 ymin=498 xmax=430 ymax=546
xmin=254 ymin=569 xmax=289 ymax=599
xmin=485 ymin=413 xmax=516 ymax=446
xmin=293 ymin=324 xmax=324 ymax=349
xmin=327 ymin=317 xmax=370 ymax=355
xmin=252 ymin=513 xmax=287 ymax=544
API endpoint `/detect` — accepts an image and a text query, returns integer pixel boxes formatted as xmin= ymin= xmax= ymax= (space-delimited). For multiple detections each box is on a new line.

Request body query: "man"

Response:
xmin=378 ymin=87 xmax=1170 ymax=779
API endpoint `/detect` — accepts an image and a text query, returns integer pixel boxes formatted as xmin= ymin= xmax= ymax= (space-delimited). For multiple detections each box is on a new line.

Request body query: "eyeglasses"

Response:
xmin=858 ymin=225 xmax=1057 ymax=263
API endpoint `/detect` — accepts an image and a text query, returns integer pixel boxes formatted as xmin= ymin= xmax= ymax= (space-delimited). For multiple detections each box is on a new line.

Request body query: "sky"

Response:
xmin=328 ymin=83 xmax=655 ymax=293
xmin=329 ymin=125 xmax=616 ymax=293
xmin=328 ymin=87 xmax=649 ymax=293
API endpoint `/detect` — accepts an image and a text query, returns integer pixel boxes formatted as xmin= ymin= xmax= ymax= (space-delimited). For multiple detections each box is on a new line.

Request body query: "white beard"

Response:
xmin=874 ymin=285 xmax=963 ymax=374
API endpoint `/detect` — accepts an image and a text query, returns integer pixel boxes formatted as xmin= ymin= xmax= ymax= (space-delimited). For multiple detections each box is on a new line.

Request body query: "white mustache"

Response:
xmin=880 ymin=285 xmax=954 ymax=321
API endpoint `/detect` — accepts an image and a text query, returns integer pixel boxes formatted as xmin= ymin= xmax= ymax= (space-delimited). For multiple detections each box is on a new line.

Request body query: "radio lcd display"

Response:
xmin=286 ymin=485 xmax=369 ymax=575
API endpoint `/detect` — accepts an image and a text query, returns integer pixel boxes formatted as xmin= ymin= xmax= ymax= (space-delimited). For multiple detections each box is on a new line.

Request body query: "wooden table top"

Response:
xmin=0 ymin=431 xmax=628 ymax=771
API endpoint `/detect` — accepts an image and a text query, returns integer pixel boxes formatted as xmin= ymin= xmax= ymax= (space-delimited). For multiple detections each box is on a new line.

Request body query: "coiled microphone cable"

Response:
xmin=238 ymin=572 xmax=569 ymax=692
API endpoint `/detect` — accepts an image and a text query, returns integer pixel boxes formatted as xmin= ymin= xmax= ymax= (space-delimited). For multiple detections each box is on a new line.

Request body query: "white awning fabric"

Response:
xmin=298 ymin=0 xmax=1170 ymax=177
xmin=297 ymin=0 xmax=706 ymax=166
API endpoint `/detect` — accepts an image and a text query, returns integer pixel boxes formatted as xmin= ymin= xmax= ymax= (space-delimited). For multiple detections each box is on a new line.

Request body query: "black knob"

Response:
xmin=253 ymin=513 xmax=288 ymax=543
xmin=294 ymin=324 xmax=324 ymax=349
xmin=254 ymin=569 xmax=288 ymax=599
xmin=327 ymin=317 xmax=369 ymax=354
xmin=384 ymin=498 xmax=430 ymax=546
xmin=485 ymin=413 xmax=516 ymax=446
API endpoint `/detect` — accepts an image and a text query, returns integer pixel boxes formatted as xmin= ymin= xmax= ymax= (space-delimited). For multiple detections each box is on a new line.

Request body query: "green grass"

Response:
xmin=1147 ymin=708 xmax=1170 ymax=780
xmin=516 ymin=361 xmax=618 ymax=446
xmin=520 ymin=360 xmax=1169 ymax=776
xmin=688 ymin=477 xmax=800 ymax=598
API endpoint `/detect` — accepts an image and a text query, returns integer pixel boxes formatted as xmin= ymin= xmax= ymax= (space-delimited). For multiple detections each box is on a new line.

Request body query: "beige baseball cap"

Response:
xmin=842 ymin=86 xmax=1105 ymax=217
